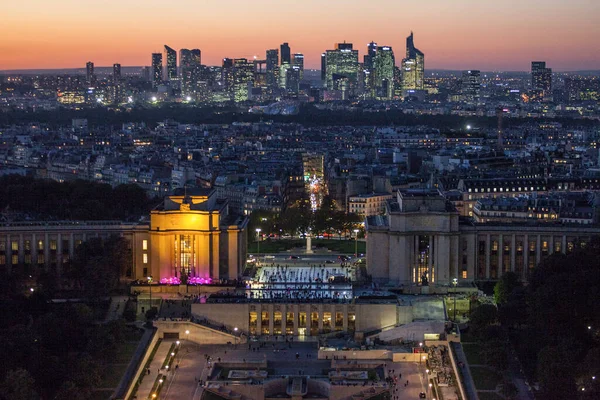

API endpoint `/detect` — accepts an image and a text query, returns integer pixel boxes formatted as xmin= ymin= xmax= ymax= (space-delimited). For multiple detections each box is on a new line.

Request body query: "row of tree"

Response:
xmin=247 ymin=196 xmax=363 ymax=239
xmin=493 ymin=239 xmax=600 ymax=399
xmin=0 ymin=175 xmax=157 ymax=221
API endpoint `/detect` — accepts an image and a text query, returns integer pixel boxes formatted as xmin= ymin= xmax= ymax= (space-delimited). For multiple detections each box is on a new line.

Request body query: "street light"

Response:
xmin=234 ymin=327 xmax=238 ymax=347
xmin=453 ymin=278 xmax=458 ymax=322
xmin=256 ymin=228 xmax=262 ymax=260
xmin=147 ymin=276 xmax=153 ymax=310
xmin=353 ymin=229 xmax=359 ymax=258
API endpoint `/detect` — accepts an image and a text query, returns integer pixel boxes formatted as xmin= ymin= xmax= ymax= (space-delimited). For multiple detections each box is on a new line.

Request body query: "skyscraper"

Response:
xmin=321 ymin=53 xmax=327 ymax=81
xmin=233 ymin=58 xmax=254 ymax=102
xmin=324 ymin=42 xmax=359 ymax=99
xmin=163 ymin=45 xmax=177 ymax=81
xmin=86 ymin=61 xmax=94 ymax=85
xmin=113 ymin=63 xmax=121 ymax=83
xmin=401 ymin=32 xmax=425 ymax=93
xmin=363 ymin=42 xmax=378 ymax=96
xmin=461 ymin=70 xmax=481 ymax=101
xmin=266 ymin=49 xmax=279 ymax=92
xmin=180 ymin=49 xmax=201 ymax=96
xmin=151 ymin=53 xmax=163 ymax=86
xmin=280 ymin=43 xmax=291 ymax=65
xmin=292 ymin=53 xmax=304 ymax=80
xmin=531 ymin=61 xmax=552 ymax=96
xmin=373 ymin=46 xmax=395 ymax=100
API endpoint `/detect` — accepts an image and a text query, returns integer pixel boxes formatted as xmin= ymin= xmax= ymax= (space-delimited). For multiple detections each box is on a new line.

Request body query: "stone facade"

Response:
xmin=366 ymin=189 xmax=600 ymax=286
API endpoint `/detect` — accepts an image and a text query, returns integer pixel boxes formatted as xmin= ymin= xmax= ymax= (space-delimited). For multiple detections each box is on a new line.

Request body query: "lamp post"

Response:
xmin=353 ymin=229 xmax=359 ymax=258
xmin=452 ymin=278 xmax=458 ymax=322
xmin=234 ymin=327 xmax=238 ymax=348
xmin=256 ymin=228 xmax=262 ymax=263
xmin=147 ymin=276 xmax=153 ymax=310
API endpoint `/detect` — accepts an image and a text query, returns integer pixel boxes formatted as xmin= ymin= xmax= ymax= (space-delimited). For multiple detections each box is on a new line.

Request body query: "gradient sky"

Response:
xmin=2 ymin=0 xmax=599 ymax=71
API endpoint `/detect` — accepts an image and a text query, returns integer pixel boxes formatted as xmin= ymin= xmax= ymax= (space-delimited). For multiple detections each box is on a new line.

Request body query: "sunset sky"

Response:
xmin=2 ymin=0 xmax=599 ymax=71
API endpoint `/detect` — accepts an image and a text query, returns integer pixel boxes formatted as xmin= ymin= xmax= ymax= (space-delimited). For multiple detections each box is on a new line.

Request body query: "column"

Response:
xmin=268 ymin=305 xmax=274 ymax=336
xmin=69 ymin=233 xmax=75 ymax=260
xmin=562 ymin=235 xmax=567 ymax=254
xmin=44 ymin=233 xmax=50 ymax=270
xmin=549 ymin=236 xmax=554 ymax=255
xmin=523 ymin=234 xmax=529 ymax=281
xmin=485 ymin=234 xmax=491 ymax=279
xmin=281 ymin=304 xmax=287 ymax=336
xmin=292 ymin=306 xmax=298 ymax=336
xmin=428 ymin=235 xmax=434 ymax=283
xmin=536 ymin=235 xmax=541 ymax=265
xmin=342 ymin=306 xmax=348 ymax=332
xmin=56 ymin=233 xmax=63 ymax=277
xmin=497 ymin=234 xmax=503 ymax=277
xmin=256 ymin=306 xmax=262 ymax=335
xmin=453 ymin=235 xmax=460 ymax=282
xmin=6 ymin=236 xmax=12 ymax=273
xmin=510 ymin=235 xmax=516 ymax=272
xmin=413 ymin=236 xmax=418 ymax=284
xmin=19 ymin=234 xmax=24 ymax=265
xmin=318 ymin=305 xmax=324 ymax=332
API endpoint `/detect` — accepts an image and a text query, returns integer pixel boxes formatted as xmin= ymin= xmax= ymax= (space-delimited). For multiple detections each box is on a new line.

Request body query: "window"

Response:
xmin=11 ymin=241 xmax=18 ymax=251
xmin=50 ymin=240 xmax=57 ymax=251
xmin=0 ymin=242 xmax=5 ymax=252
xmin=37 ymin=240 xmax=43 ymax=251
xmin=143 ymin=254 xmax=148 ymax=264
xmin=142 ymin=240 xmax=148 ymax=250
xmin=24 ymin=240 xmax=31 ymax=251
xmin=462 ymin=270 xmax=467 ymax=279
xmin=37 ymin=254 xmax=44 ymax=264
xmin=11 ymin=255 xmax=18 ymax=265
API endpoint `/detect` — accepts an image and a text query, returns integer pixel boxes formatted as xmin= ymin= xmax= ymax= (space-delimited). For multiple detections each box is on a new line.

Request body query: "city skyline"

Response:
xmin=2 ymin=0 xmax=600 ymax=72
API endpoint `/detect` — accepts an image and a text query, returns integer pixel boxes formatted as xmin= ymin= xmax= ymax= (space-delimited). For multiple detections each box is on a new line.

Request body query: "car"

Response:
xmin=289 ymin=255 xmax=299 ymax=259
xmin=325 ymin=260 xmax=335 ymax=264
xmin=419 ymin=392 xmax=426 ymax=399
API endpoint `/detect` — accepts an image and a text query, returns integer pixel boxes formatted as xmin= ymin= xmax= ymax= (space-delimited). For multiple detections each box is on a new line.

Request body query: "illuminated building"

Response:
xmin=233 ymin=58 xmax=254 ymax=102
xmin=163 ymin=45 xmax=177 ymax=81
xmin=461 ymin=70 xmax=481 ymax=102
xmin=180 ymin=49 xmax=201 ymax=97
xmin=366 ymin=189 xmax=600 ymax=288
xmin=285 ymin=66 xmax=301 ymax=94
xmin=86 ymin=61 xmax=94 ymax=85
xmin=292 ymin=53 xmax=304 ymax=80
xmin=151 ymin=53 xmax=163 ymax=87
xmin=280 ymin=42 xmax=291 ymax=65
xmin=531 ymin=61 xmax=552 ymax=98
xmin=320 ymin=53 xmax=326 ymax=81
xmin=372 ymin=46 xmax=395 ymax=100
xmin=113 ymin=63 xmax=121 ymax=83
xmin=0 ymin=189 xmax=248 ymax=282
xmin=266 ymin=49 xmax=279 ymax=92
xmin=363 ymin=42 xmax=378 ymax=96
xmin=401 ymin=32 xmax=425 ymax=93
xmin=324 ymin=42 xmax=359 ymax=99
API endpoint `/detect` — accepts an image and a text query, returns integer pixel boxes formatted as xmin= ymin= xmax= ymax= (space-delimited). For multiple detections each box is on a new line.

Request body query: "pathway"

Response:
xmin=136 ymin=339 xmax=174 ymax=399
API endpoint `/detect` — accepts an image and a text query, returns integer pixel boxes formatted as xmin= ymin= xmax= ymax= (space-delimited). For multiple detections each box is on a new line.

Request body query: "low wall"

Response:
xmin=118 ymin=328 xmax=159 ymax=400
xmin=392 ymin=353 xmax=428 ymax=362
xmin=133 ymin=285 xmax=234 ymax=295
xmin=153 ymin=320 xmax=243 ymax=344
xmin=426 ymin=340 xmax=469 ymax=400
xmin=318 ymin=349 xmax=392 ymax=360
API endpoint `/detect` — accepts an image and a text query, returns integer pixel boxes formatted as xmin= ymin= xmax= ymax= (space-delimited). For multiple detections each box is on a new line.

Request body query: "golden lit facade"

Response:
xmin=0 ymin=189 xmax=248 ymax=283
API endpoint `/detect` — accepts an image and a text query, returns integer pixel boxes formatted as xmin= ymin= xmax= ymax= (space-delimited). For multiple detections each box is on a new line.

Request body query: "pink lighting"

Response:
xmin=158 ymin=276 xmax=213 ymax=285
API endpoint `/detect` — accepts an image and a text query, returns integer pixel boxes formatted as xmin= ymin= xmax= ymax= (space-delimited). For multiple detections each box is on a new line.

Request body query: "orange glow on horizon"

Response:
xmin=1 ymin=0 xmax=599 ymax=71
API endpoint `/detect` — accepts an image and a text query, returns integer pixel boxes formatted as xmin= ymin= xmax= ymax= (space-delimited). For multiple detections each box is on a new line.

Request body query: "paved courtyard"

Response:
xmin=149 ymin=339 xmax=429 ymax=400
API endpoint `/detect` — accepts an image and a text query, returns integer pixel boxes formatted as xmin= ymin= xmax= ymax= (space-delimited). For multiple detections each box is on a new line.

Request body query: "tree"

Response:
xmin=0 ymin=369 xmax=38 ymax=400
xmin=494 ymin=271 xmax=521 ymax=305
xmin=469 ymin=304 xmax=498 ymax=335
xmin=536 ymin=346 xmax=577 ymax=398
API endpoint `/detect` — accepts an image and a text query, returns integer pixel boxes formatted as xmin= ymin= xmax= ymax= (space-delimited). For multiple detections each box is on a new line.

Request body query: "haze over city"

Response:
xmin=2 ymin=0 xmax=600 ymax=71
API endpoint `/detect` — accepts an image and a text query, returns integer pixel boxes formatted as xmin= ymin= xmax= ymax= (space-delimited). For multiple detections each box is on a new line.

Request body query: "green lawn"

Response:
xmin=477 ymin=391 xmax=505 ymax=400
xmin=248 ymin=239 xmax=366 ymax=254
xmin=470 ymin=367 xmax=502 ymax=391
xmin=462 ymin=343 xmax=484 ymax=365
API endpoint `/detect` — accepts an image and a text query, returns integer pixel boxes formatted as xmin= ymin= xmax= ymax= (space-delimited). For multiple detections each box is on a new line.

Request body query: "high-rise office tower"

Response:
xmin=324 ymin=42 xmax=359 ymax=98
xmin=373 ymin=46 xmax=395 ymax=100
xmin=151 ymin=53 xmax=163 ymax=86
xmin=180 ymin=49 xmax=201 ymax=96
xmin=86 ymin=61 xmax=94 ymax=85
xmin=364 ymin=42 xmax=378 ymax=72
xmin=233 ymin=58 xmax=254 ymax=102
xmin=401 ymin=32 xmax=425 ymax=92
xmin=266 ymin=49 xmax=279 ymax=92
xmin=286 ymin=66 xmax=301 ymax=94
xmin=113 ymin=63 xmax=121 ymax=82
xmin=292 ymin=53 xmax=304 ymax=80
xmin=461 ymin=70 xmax=481 ymax=101
xmin=163 ymin=45 xmax=177 ymax=81
xmin=531 ymin=61 xmax=552 ymax=95
xmin=280 ymin=42 xmax=291 ymax=65
xmin=321 ymin=53 xmax=327 ymax=81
